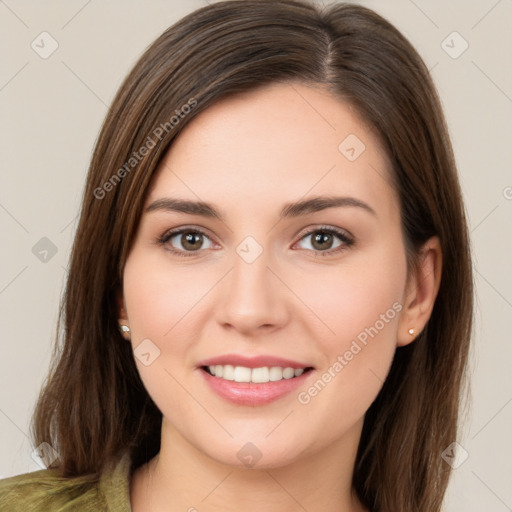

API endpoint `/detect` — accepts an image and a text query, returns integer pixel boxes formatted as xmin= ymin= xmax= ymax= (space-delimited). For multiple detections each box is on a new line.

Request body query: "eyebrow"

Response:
xmin=145 ymin=195 xmax=377 ymax=220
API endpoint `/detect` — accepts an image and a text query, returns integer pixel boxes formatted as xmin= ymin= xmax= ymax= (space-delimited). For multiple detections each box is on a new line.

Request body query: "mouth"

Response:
xmin=196 ymin=355 xmax=315 ymax=406
xmin=201 ymin=364 xmax=314 ymax=383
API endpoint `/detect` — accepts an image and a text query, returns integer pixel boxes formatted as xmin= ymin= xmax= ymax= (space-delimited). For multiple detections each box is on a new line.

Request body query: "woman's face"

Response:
xmin=122 ymin=81 xmax=411 ymax=468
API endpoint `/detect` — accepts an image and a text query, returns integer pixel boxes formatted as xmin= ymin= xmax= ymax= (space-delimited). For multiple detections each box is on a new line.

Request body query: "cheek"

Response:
xmin=291 ymin=243 xmax=406 ymax=438
xmin=121 ymin=252 xmax=206 ymax=421
xmin=121 ymin=252 xmax=202 ymax=393
xmin=122 ymin=251 xmax=214 ymax=345
xmin=121 ymin=249 xmax=236 ymax=412
xmin=296 ymin=243 xmax=406 ymax=352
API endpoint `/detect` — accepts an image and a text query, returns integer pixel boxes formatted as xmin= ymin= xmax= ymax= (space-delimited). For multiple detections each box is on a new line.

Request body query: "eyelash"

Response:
xmin=157 ymin=225 xmax=354 ymax=258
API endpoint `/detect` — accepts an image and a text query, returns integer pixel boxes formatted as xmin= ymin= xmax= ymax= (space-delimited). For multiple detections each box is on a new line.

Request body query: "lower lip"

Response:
xmin=199 ymin=368 xmax=313 ymax=406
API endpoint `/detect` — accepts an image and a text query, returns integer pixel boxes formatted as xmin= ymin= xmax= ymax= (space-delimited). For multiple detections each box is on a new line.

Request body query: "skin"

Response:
xmin=120 ymin=81 xmax=442 ymax=512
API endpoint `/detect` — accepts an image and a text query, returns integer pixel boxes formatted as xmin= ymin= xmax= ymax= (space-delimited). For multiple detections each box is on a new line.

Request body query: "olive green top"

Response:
xmin=0 ymin=451 xmax=132 ymax=511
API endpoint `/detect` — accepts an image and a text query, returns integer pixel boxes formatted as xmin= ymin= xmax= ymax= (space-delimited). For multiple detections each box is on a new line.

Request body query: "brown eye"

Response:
xmin=179 ymin=231 xmax=204 ymax=251
xmin=311 ymin=231 xmax=335 ymax=251
xmin=295 ymin=227 xmax=354 ymax=257
xmin=160 ymin=228 xmax=214 ymax=256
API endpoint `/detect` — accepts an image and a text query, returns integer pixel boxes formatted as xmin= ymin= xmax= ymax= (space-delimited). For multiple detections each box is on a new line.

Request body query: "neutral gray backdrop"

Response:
xmin=1 ymin=1 xmax=511 ymax=510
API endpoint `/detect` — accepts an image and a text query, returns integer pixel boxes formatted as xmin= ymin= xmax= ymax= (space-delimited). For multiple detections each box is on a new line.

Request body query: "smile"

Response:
xmin=203 ymin=364 xmax=310 ymax=383
xmin=198 ymin=364 xmax=314 ymax=406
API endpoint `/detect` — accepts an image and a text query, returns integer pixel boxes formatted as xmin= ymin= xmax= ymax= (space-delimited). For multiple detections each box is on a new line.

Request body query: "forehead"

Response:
xmin=146 ymin=82 xmax=397 ymax=219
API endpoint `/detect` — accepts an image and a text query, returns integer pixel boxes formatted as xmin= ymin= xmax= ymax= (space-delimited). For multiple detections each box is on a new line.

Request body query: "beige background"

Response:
xmin=1 ymin=0 xmax=511 ymax=510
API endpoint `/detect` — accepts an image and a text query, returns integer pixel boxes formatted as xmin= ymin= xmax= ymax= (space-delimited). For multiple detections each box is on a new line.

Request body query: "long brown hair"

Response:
xmin=31 ymin=1 xmax=473 ymax=510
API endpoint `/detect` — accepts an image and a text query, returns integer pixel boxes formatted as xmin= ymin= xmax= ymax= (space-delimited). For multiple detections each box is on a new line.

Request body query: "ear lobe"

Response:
xmin=116 ymin=290 xmax=131 ymax=341
xmin=397 ymin=236 xmax=442 ymax=347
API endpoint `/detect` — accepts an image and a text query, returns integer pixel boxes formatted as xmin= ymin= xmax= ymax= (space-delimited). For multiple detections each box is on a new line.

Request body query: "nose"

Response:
xmin=215 ymin=244 xmax=290 ymax=335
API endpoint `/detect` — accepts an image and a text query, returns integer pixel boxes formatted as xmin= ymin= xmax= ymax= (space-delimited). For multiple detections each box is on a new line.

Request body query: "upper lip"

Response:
xmin=197 ymin=354 xmax=313 ymax=370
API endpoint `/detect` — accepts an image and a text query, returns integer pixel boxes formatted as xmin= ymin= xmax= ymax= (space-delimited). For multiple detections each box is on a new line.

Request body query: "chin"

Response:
xmin=196 ymin=433 xmax=309 ymax=471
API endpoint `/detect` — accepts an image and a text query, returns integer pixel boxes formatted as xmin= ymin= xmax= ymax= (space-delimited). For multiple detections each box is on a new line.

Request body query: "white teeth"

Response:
xmin=251 ymin=367 xmax=269 ymax=383
xmin=269 ymin=366 xmax=283 ymax=381
xmin=207 ymin=365 xmax=308 ymax=383
xmin=282 ymin=367 xmax=295 ymax=379
xmin=233 ymin=366 xmax=251 ymax=382
xmin=222 ymin=365 xmax=235 ymax=381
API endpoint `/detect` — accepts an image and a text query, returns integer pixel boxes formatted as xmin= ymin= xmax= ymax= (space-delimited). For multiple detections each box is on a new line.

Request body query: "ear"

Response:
xmin=397 ymin=236 xmax=442 ymax=347
xmin=117 ymin=289 xmax=132 ymax=341
xmin=117 ymin=289 xmax=128 ymax=322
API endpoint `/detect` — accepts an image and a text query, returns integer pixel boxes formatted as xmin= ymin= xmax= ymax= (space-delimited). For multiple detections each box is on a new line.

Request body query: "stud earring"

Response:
xmin=408 ymin=328 xmax=417 ymax=336
xmin=119 ymin=324 xmax=131 ymax=340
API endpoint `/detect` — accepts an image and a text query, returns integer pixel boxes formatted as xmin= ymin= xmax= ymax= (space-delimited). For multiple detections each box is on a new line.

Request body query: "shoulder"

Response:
xmin=0 ymin=451 xmax=132 ymax=512
xmin=0 ymin=467 xmax=99 ymax=511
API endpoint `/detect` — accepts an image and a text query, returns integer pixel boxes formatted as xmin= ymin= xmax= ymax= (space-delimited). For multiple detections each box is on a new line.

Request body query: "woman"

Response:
xmin=0 ymin=0 xmax=473 ymax=511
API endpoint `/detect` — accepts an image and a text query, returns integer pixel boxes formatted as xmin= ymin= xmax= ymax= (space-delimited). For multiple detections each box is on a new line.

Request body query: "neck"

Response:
xmin=130 ymin=417 xmax=367 ymax=512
